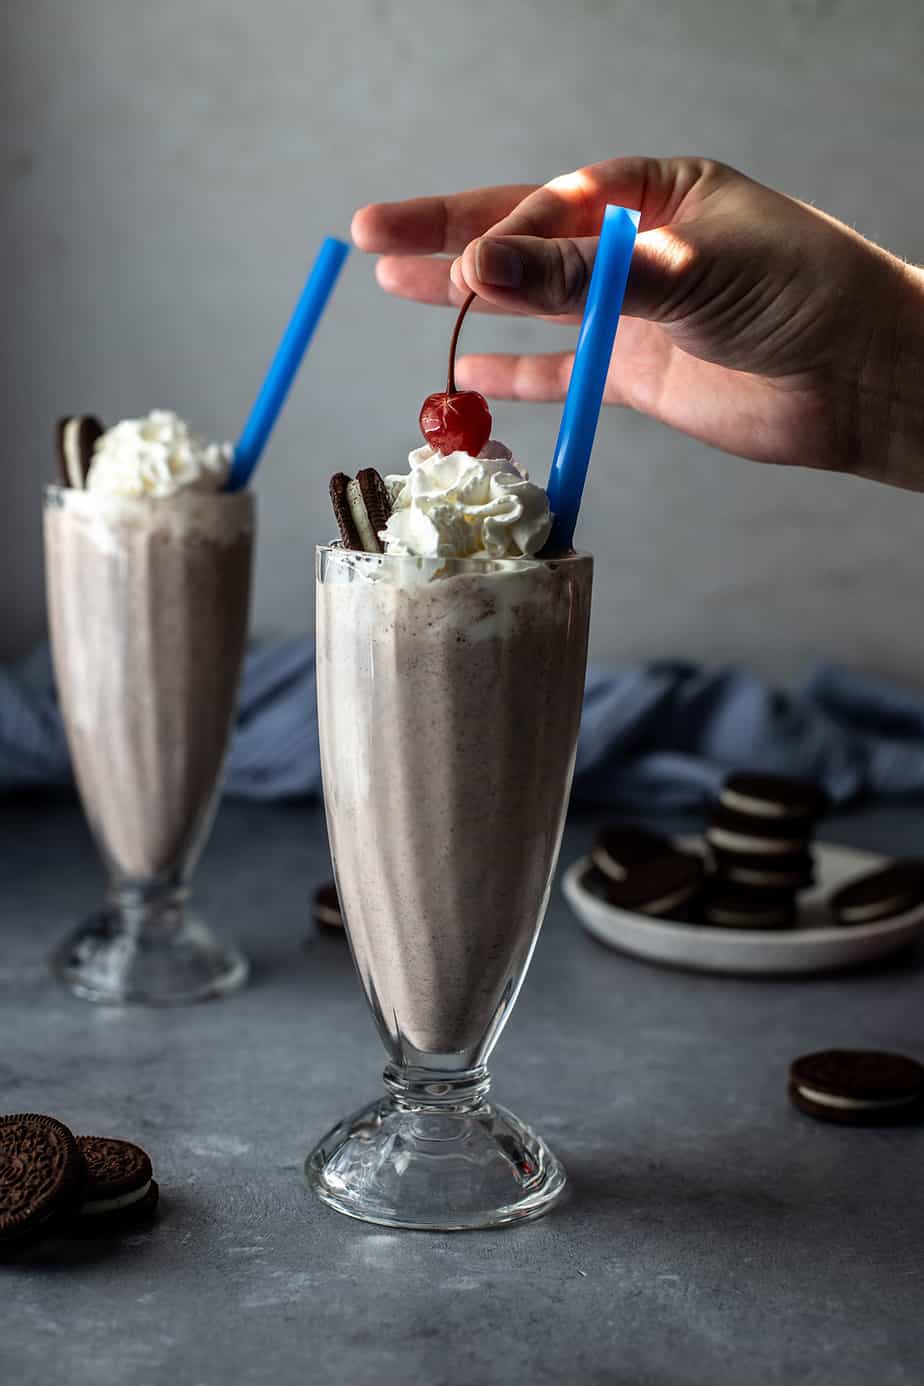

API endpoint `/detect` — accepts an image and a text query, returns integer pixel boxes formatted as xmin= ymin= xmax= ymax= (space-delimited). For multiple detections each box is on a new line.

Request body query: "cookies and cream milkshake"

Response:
xmin=45 ymin=411 xmax=253 ymax=883
xmin=309 ymin=291 xmax=591 ymax=1229
xmin=318 ymin=441 xmax=592 ymax=1063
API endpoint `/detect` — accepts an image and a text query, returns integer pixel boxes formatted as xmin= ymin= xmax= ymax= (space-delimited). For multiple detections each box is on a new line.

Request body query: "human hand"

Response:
xmin=353 ymin=159 xmax=924 ymax=489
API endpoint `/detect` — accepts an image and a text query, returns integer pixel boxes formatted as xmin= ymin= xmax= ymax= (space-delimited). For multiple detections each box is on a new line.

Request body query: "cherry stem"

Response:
xmin=446 ymin=291 xmax=477 ymax=395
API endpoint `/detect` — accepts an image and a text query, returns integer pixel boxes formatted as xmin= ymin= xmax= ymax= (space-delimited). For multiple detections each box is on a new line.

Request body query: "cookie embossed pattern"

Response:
xmin=0 ymin=1115 xmax=86 ymax=1248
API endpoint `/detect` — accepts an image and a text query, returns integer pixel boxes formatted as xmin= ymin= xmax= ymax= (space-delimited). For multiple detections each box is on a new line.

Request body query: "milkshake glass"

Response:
xmin=44 ymin=484 xmax=253 ymax=1004
xmin=307 ymin=544 xmax=592 ymax=1229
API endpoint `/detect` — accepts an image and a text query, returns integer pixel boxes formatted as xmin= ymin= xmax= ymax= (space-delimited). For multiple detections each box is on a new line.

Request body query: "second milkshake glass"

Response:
xmin=44 ymin=485 xmax=254 ymax=1004
xmin=307 ymin=544 xmax=593 ymax=1229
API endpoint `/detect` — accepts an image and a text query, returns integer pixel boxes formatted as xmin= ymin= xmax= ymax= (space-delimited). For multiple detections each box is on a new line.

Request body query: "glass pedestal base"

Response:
xmin=51 ymin=908 xmax=249 ymax=1006
xmin=306 ymin=1069 xmax=566 ymax=1231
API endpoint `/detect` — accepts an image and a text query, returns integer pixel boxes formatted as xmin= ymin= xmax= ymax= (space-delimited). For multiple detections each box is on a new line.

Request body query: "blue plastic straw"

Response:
xmin=545 ymin=205 xmax=640 ymax=550
xmin=226 ymin=236 xmax=350 ymax=491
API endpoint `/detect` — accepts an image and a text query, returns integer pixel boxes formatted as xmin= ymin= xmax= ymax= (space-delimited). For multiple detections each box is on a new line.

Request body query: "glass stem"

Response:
xmin=109 ymin=873 xmax=189 ymax=941
xmin=384 ymin=1063 xmax=492 ymax=1114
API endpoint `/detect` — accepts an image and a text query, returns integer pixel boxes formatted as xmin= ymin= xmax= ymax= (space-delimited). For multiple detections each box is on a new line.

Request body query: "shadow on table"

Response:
xmin=556 ymin=1115 xmax=921 ymax=1247
xmin=2 ymin=1189 xmax=189 ymax=1271
xmin=560 ymin=1154 xmax=786 ymax=1226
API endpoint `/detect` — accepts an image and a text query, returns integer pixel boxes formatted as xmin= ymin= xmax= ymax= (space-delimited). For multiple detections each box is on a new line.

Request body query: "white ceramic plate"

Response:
xmin=563 ymin=839 xmax=924 ymax=976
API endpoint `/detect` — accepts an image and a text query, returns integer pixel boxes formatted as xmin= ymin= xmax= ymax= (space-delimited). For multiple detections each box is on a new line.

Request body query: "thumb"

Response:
xmin=452 ymin=230 xmax=691 ymax=320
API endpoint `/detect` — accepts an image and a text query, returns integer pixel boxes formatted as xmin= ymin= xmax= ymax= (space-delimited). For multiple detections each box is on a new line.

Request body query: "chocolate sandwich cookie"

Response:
xmin=313 ymin=882 xmax=343 ymax=930
xmin=788 ymin=1049 xmax=924 ymax=1126
xmin=583 ymin=853 xmax=705 ymax=921
xmin=719 ymin=773 xmax=827 ymax=823
xmin=69 ymin=1136 xmax=158 ymax=1232
xmin=329 ymin=468 xmax=392 ymax=553
xmin=56 ymin=415 xmax=103 ymax=491
xmin=703 ymin=884 xmax=795 ymax=930
xmin=712 ymin=846 xmax=815 ymax=892
xmin=590 ymin=824 xmax=678 ymax=882
xmin=706 ymin=805 xmax=813 ymax=857
xmin=0 ymin=1113 xmax=86 ymax=1249
xmin=829 ymin=861 xmax=924 ymax=926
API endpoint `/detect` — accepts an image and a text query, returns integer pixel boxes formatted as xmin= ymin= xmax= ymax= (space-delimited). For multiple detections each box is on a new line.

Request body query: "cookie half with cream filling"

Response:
xmin=788 ymin=1050 xmax=924 ymax=1126
xmin=719 ymin=773 xmax=827 ymax=823
xmin=590 ymin=824 xmax=679 ymax=882
xmin=56 ymin=415 xmax=104 ymax=490
xmin=829 ymin=861 xmax=924 ymax=926
xmin=329 ymin=469 xmax=392 ymax=553
xmin=68 ymin=1135 xmax=158 ymax=1233
xmin=582 ymin=853 xmax=705 ymax=922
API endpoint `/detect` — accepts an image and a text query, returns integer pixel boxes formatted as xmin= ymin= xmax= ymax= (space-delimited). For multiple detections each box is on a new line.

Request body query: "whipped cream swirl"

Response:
xmin=86 ymin=410 xmax=232 ymax=499
xmin=380 ymin=442 xmax=552 ymax=559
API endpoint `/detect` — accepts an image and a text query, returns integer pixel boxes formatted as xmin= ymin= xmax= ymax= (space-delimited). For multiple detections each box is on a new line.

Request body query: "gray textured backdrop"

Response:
xmin=4 ymin=0 xmax=923 ymax=681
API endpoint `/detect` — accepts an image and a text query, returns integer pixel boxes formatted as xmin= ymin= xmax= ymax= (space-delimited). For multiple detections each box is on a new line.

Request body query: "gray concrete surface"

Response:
xmin=5 ymin=0 xmax=924 ymax=684
xmin=2 ymin=794 xmax=923 ymax=1385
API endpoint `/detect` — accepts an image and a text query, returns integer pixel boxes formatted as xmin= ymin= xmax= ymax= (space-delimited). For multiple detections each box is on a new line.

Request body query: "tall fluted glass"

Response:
xmin=44 ymin=485 xmax=254 ymax=1004
xmin=307 ymin=545 xmax=592 ymax=1229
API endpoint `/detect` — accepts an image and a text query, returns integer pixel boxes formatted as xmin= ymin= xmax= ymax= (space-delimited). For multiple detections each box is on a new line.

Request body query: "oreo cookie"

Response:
xmin=720 ymin=773 xmax=826 ymax=822
xmin=0 ymin=1113 xmax=86 ymax=1248
xmin=829 ymin=861 xmax=924 ymax=926
xmin=788 ymin=1049 xmax=924 ymax=1125
xmin=712 ymin=847 xmax=815 ymax=891
xmin=591 ymin=824 xmax=678 ymax=882
xmin=70 ymin=1136 xmax=158 ymax=1232
xmin=583 ymin=853 xmax=705 ymax=921
xmin=330 ymin=468 xmax=392 ymax=553
xmin=56 ymin=415 xmax=103 ymax=490
xmin=313 ymin=882 xmax=343 ymax=930
xmin=703 ymin=884 xmax=795 ymax=930
xmin=707 ymin=805 xmax=813 ymax=857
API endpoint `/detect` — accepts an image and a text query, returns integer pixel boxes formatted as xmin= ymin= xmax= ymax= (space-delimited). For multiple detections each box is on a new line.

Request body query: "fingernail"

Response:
xmin=475 ymin=239 xmax=524 ymax=289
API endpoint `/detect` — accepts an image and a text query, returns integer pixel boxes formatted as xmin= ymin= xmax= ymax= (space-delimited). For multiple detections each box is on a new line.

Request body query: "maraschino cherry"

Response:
xmin=419 ymin=291 xmax=492 ymax=456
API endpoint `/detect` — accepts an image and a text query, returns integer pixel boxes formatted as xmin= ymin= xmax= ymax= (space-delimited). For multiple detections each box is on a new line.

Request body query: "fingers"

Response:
xmin=456 ymin=352 xmax=575 ymax=402
xmin=373 ymin=256 xmax=535 ymax=315
xmin=452 ymin=235 xmax=598 ymax=317
xmin=447 ymin=158 xmax=731 ymax=317
xmin=351 ymin=158 xmax=717 ymax=257
xmin=486 ymin=156 xmax=720 ymax=239
xmin=351 ymin=184 xmax=537 ymax=256
xmin=449 ymin=226 xmax=692 ymax=320
xmin=355 ymin=160 xmax=730 ymax=324
xmin=459 ymin=329 xmax=812 ymax=472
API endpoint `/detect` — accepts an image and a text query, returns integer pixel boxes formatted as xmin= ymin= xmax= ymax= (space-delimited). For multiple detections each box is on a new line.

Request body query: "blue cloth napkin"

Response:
xmin=5 ymin=641 xmax=924 ymax=810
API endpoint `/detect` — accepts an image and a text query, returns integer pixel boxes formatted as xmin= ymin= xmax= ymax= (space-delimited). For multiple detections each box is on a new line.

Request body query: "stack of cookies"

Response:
xmin=704 ymin=773 xmax=826 ymax=929
xmin=0 ymin=1113 xmax=158 ymax=1253
xmin=581 ymin=777 xmax=924 ymax=937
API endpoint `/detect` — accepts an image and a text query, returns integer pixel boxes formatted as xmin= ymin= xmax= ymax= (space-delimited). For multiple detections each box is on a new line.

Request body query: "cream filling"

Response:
xmin=314 ymin=902 xmax=343 ymax=927
xmin=637 ymin=882 xmax=699 ymax=917
xmin=721 ymin=789 xmax=809 ymax=819
xmin=839 ymin=895 xmax=910 ymax=924
xmin=796 ymin=1085 xmax=919 ymax=1112
xmin=80 ymin=1179 xmax=152 ymax=1216
xmin=345 ymin=479 xmax=380 ymax=553
xmin=708 ymin=827 xmax=804 ymax=855
xmin=62 ymin=418 xmax=88 ymax=490
xmin=726 ymin=866 xmax=806 ymax=887
xmin=590 ymin=846 xmax=628 ymax=882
